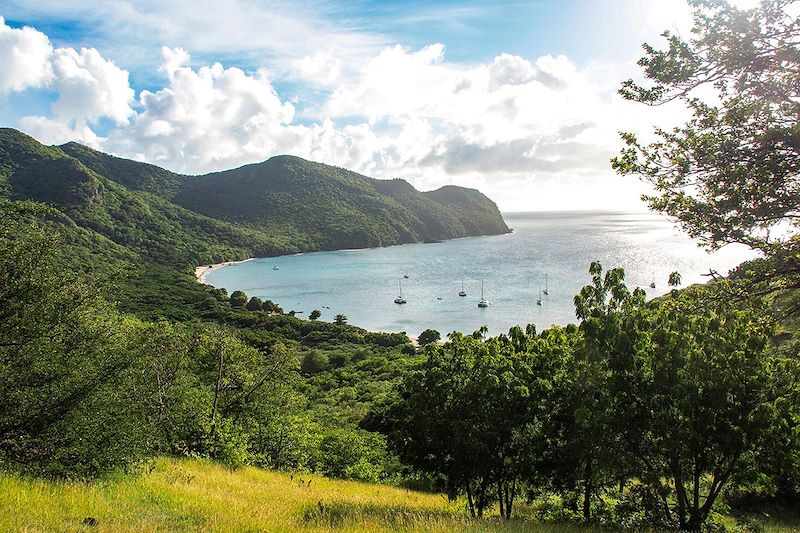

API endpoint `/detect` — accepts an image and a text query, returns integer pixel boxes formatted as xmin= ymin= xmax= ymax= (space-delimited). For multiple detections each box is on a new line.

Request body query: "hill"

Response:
xmin=55 ymin=135 xmax=509 ymax=251
xmin=0 ymin=127 xmax=508 ymax=317
xmin=173 ymin=155 xmax=509 ymax=250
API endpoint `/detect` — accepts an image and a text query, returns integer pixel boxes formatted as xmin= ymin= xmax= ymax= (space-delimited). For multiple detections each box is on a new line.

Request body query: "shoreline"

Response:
xmin=195 ymin=258 xmax=255 ymax=284
xmin=193 ymin=230 xmax=513 ymax=284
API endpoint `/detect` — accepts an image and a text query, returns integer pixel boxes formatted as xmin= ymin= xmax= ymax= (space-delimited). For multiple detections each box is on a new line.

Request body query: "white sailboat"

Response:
xmin=543 ymin=274 xmax=549 ymax=296
xmin=459 ymin=276 xmax=467 ymax=297
xmin=537 ymin=286 xmax=542 ymax=306
xmin=649 ymin=272 xmax=656 ymax=289
xmin=394 ymin=279 xmax=407 ymax=304
xmin=478 ymin=279 xmax=489 ymax=308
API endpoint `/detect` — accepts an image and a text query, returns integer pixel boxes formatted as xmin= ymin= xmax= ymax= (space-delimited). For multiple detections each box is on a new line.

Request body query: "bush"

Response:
xmin=230 ymin=290 xmax=247 ymax=307
xmin=246 ymin=296 xmax=263 ymax=311
xmin=301 ymin=351 xmax=329 ymax=374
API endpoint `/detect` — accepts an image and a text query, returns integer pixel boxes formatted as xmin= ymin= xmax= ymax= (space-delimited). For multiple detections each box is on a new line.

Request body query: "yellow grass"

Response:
xmin=2 ymin=457 xmax=796 ymax=532
xmin=0 ymin=457 xmax=595 ymax=532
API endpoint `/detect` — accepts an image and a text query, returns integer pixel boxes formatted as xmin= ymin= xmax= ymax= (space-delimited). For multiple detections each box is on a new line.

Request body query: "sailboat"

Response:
xmin=458 ymin=276 xmax=467 ymax=297
xmin=543 ymin=274 xmax=549 ymax=295
xmin=478 ymin=279 xmax=489 ymax=308
xmin=394 ymin=279 xmax=407 ymax=304
xmin=649 ymin=272 xmax=656 ymax=289
xmin=537 ymin=286 xmax=542 ymax=306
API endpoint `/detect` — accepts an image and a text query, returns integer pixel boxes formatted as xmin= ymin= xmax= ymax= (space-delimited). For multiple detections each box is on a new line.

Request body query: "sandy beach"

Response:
xmin=195 ymin=258 xmax=254 ymax=284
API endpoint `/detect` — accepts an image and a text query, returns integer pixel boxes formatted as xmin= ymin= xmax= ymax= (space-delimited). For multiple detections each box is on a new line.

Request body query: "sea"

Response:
xmin=203 ymin=211 xmax=756 ymax=337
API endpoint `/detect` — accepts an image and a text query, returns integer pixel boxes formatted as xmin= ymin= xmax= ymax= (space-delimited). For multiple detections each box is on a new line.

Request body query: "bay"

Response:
xmin=203 ymin=211 xmax=755 ymax=337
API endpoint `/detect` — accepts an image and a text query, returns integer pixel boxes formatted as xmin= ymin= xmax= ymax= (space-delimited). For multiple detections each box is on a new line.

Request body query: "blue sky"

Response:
xmin=0 ymin=0 xmax=750 ymax=210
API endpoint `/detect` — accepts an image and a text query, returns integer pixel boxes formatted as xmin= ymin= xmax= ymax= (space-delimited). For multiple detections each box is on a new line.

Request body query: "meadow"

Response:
xmin=0 ymin=457 xmax=592 ymax=532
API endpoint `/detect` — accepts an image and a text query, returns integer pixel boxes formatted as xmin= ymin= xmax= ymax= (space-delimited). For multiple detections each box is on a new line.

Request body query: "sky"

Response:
xmin=0 ymin=0 xmax=760 ymax=211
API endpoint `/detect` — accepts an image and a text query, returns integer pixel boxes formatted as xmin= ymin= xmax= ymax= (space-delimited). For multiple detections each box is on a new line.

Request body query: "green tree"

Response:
xmin=301 ymin=350 xmax=329 ymax=374
xmin=230 ymin=290 xmax=247 ymax=308
xmin=382 ymin=331 xmax=554 ymax=519
xmin=417 ymin=328 xmax=441 ymax=346
xmin=0 ymin=203 xmax=147 ymax=476
xmin=613 ymin=0 xmax=800 ymax=294
xmin=246 ymin=296 xmax=263 ymax=311
xmin=309 ymin=309 xmax=321 ymax=320
xmin=618 ymin=286 xmax=788 ymax=530
xmin=333 ymin=314 xmax=348 ymax=325
xmin=558 ymin=262 xmax=648 ymax=521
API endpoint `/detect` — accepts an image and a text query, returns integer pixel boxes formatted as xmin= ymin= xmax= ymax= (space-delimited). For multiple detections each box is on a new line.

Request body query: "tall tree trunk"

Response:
xmin=498 ymin=479 xmax=505 ymax=518
xmin=583 ymin=458 xmax=593 ymax=522
xmin=504 ymin=480 xmax=516 ymax=519
xmin=466 ymin=482 xmax=476 ymax=518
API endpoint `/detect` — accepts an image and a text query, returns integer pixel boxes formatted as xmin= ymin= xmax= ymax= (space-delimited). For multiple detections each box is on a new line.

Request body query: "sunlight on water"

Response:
xmin=204 ymin=211 xmax=756 ymax=337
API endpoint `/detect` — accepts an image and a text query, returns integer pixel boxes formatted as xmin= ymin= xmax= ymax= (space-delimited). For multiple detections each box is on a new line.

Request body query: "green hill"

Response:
xmin=174 ymin=155 xmax=509 ymax=250
xmin=0 ymin=128 xmax=508 ymax=317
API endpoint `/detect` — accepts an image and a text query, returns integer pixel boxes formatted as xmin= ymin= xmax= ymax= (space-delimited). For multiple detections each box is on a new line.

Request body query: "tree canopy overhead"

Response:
xmin=613 ymin=0 xmax=800 ymax=291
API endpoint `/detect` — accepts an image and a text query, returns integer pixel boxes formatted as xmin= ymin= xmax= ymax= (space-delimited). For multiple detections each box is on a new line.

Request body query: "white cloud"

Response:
xmin=0 ymin=17 xmax=53 ymax=93
xmin=18 ymin=115 xmax=102 ymax=147
xmin=107 ymin=47 xmax=295 ymax=172
xmin=293 ymin=50 xmax=343 ymax=85
xmin=50 ymin=47 xmax=134 ymax=124
xmin=5 ymin=5 xmax=696 ymax=211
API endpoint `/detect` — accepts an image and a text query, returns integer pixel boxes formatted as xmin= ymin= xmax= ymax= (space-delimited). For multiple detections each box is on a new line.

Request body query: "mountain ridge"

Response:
xmin=1 ymin=129 xmax=510 ymax=256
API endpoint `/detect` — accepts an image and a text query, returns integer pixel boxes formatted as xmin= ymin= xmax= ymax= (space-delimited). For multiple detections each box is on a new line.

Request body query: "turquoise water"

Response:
xmin=204 ymin=211 xmax=755 ymax=337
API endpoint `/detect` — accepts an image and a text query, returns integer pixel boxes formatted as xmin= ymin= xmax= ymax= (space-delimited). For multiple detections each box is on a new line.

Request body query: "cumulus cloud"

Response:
xmin=107 ymin=47 xmax=296 ymax=172
xmin=0 ymin=17 xmax=134 ymax=144
xmin=5 ymin=17 xmax=690 ymax=210
xmin=0 ymin=17 xmax=53 ymax=93
xmin=18 ymin=115 xmax=102 ymax=147
xmin=50 ymin=47 xmax=134 ymax=124
xmin=293 ymin=50 xmax=343 ymax=85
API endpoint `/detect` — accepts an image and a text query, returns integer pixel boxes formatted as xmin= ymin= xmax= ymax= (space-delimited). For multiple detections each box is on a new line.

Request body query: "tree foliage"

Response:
xmin=613 ymin=0 xmax=800 ymax=295
xmin=417 ymin=328 xmax=441 ymax=346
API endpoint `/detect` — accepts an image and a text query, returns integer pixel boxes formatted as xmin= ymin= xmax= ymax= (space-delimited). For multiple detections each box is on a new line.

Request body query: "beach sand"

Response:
xmin=195 ymin=258 xmax=254 ymax=284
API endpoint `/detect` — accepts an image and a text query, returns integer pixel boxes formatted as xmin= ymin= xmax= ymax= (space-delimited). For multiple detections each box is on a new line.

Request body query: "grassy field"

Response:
xmin=0 ymin=457 xmax=797 ymax=532
xmin=0 ymin=457 xmax=593 ymax=532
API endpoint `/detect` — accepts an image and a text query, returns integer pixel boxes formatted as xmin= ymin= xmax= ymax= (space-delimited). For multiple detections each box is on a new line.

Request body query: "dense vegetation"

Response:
xmin=372 ymin=264 xmax=800 ymax=530
xmin=0 ymin=1 xmax=798 ymax=531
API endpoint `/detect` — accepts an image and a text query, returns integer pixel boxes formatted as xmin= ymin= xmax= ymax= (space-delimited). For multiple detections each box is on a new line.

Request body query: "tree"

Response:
xmin=417 ymin=328 xmax=441 ymax=346
xmin=0 ymin=202 xmax=147 ymax=476
xmin=382 ymin=331 xmax=555 ymax=519
xmin=263 ymin=299 xmax=283 ymax=314
xmin=333 ymin=314 xmax=348 ymax=325
xmin=560 ymin=262 xmax=648 ymax=522
xmin=300 ymin=350 xmax=329 ymax=374
xmin=613 ymin=0 xmax=800 ymax=296
xmin=309 ymin=309 xmax=321 ymax=320
xmin=230 ymin=290 xmax=247 ymax=308
xmin=617 ymin=286 xmax=789 ymax=530
xmin=668 ymin=271 xmax=682 ymax=287
xmin=245 ymin=296 xmax=263 ymax=311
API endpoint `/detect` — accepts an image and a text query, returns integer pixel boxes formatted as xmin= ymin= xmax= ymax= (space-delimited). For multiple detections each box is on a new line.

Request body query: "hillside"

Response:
xmin=173 ymin=155 xmax=509 ymax=250
xmin=2 ymin=457 xmax=794 ymax=532
xmin=0 ymin=128 xmax=508 ymax=317
xmin=54 ymin=134 xmax=509 ymax=251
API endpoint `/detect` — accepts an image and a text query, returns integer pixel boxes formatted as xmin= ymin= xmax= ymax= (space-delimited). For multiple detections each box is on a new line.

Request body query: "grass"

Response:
xmin=0 ymin=457 xmax=597 ymax=532
xmin=1 ymin=458 xmax=798 ymax=532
